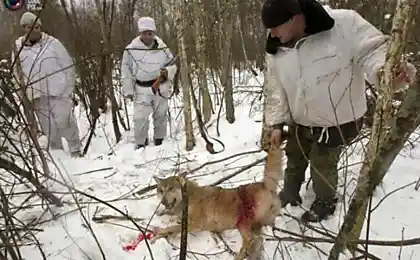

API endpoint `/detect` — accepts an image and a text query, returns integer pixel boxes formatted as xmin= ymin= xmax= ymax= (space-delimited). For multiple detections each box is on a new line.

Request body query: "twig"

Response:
xmin=210 ymin=156 xmax=267 ymax=186
xmin=179 ymin=177 xmax=188 ymax=260
xmin=272 ymin=227 xmax=420 ymax=246
xmin=371 ymin=180 xmax=417 ymax=211
xmin=133 ymin=184 xmax=157 ymax=197
xmin=415 ymin=177 xmax=420 ymax=190
xmin=398 ymin=228 xmax=405 ymax=259
xmin=92 ymin=214 xmax=145 ymax=223
xmin=364 ymin=196 xmax=373 ymax=259
xmin=189 ymin=149 xmax=263 ymax=173
xmin=214 ymin=233 xmax=236 ymax=256
xmin=133 ymin=150 xmax=265 ymax=196
xmin=74 ymin=167 xmax=114 ymax=176
xmin=39 ymin=174 xmax=156 ymax=259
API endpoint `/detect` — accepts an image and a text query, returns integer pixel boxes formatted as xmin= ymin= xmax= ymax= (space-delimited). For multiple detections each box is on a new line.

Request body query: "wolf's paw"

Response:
xmin=149 ymin=227 xmax=164 ymax=244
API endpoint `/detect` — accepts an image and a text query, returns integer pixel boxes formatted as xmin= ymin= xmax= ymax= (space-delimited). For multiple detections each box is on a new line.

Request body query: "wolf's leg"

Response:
xmin=235 ymin=226 xmax=253 ymax=260
xmin=156 ymin=208 xmax=175 ymax=216
xmin=150 ymin=224 xmax=182 ymax=243
xmin=150 ymin=223 xmax=202 ymax=243
xmin=248 ymin=224 xmax=264 ymax=260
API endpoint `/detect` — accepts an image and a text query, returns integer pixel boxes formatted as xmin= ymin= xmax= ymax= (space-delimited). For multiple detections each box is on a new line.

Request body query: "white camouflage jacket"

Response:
xmin=13 ymin=32 xmax=76 ymax=100
xmin=264 ymin=6 xmax=415 ymax=131
xmin=120 ymin=36 xmax=177 ymax=97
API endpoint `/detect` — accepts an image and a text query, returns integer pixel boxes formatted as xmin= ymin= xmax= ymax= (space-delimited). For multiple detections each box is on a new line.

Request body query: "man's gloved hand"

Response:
xmin=151 ymin=69 xmax=169 ymax=95
xmin=392 ymin=61 xmax=417 ymax=93
xmin=152 ymin=80 xmax=161 ymax=95
xmin=270 ymin=128 xmax=282 ymax=148
xmin=173 ymin=86 xmax=180 ymax=96
xmin=160 ymin=68 xmax=168 ymax=80
xmin=125 ymin=94 xmax=134 ymax=101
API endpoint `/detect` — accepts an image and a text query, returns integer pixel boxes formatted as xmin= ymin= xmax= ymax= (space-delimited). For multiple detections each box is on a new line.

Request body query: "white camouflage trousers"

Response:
xmin=134 ymin=85 xmax=169 ymax=145
xmin=33 ymin=96 xmax=82 ymax=153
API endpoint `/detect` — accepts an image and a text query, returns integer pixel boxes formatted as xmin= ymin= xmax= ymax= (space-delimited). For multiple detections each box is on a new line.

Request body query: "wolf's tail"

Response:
xmin=263 ymin=147 xmax=284 ymax=192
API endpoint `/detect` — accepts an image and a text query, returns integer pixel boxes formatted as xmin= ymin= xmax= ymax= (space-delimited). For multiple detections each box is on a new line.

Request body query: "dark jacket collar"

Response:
xmin=265 ymin=0 xmax=335 ymax=54
xmin=301 ymin=0 xmax=335 ymax=35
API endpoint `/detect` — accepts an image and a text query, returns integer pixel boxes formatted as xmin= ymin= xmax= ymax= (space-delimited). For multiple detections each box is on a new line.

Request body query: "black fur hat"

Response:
xmin=261 ymin=0 xmax=302 ymax=29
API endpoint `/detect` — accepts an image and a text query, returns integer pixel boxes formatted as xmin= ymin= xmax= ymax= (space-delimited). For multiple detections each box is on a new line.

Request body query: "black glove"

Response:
xmin=173 ymin=85 xmax=180 ymax=96
xmin=265 ymin=33 xmax=281 ymax=55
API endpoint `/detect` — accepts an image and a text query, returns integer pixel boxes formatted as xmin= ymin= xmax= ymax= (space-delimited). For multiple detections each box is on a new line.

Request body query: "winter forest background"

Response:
xmin=0 ymin=0 xmax=420 ymax=259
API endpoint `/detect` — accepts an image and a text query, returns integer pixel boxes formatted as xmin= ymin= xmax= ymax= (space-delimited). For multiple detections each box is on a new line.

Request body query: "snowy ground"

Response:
xmin=5 ymin=72 xmax=420 ymax=260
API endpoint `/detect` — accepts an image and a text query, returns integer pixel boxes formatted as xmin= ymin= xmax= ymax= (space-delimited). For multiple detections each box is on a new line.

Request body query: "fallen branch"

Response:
xmin=74 ymin=167 xmax=114 ymax=176
xmin=92 ymin=214 xmax=145 ymax=223
xmin=271 ymin=229 xmax=420 ymax=247
xmin=190 ymin=149 xmax=263 ymax=173
xmin=212 ymin=233 xmax=236 ymax=256
xmin=371 ymin=180 xmax=417 ymax=211
xmin=415 ymin=177 xmax=420 ymax=190
xmin=210 ymin=156 xmax=267 ymax=186
xmin=34 ymin=207 xmax=86 ymax=226
xmin=0 ymin=157 xmax=62 ymax=206
xmin=133 ymin=150 xmax=266 ymax=197
xmin=34 ymin=174 xmax=156 ymax=258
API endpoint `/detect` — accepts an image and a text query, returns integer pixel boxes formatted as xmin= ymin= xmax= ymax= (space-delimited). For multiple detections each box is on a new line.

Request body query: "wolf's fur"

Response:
xmin=152 ymin=148 xmax=283 ymax=260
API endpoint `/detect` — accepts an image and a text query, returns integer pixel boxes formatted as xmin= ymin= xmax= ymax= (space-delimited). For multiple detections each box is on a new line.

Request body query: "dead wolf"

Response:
xmin=151 ymin=147 xmax=284 ymax=260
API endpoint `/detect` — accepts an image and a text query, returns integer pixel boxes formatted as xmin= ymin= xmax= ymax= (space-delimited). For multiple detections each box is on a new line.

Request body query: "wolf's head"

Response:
xmin=154 ymin=176 xmax=184 ymax=210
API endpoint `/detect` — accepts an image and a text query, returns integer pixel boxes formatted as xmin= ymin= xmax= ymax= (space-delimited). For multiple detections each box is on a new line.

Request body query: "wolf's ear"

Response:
xmin=153 ymin=176 xmax=162 ymax=184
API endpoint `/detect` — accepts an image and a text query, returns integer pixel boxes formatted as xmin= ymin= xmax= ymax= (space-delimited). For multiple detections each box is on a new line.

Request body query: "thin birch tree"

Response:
xmin=328 ymin=0 xmax=417 ymax=258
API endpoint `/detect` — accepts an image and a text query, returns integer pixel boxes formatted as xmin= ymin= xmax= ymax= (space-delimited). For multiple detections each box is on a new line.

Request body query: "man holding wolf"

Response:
xmin=121 ymin=16 xmax=178 ymax=150
xmin=261 ymin=0 xmax=416 ymax=222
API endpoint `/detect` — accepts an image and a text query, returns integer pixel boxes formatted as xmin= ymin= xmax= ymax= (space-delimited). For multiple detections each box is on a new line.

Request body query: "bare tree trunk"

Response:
xmin=328 ymin=1 xmax=415 ymax=258
xmin=218 ymin=0 xmax=235 ymax=124
xmin=193 ymin=2 xmax=213 ymax=124
xmin=94 ymin=0 xmax=122 ymax=143
xmin=260 ymin=64 xmax=272 ymax=152
xmin=175 ymin=0 xmax=195 ymax=151
xmin=237 ymin=14 xmax=259 ymax=77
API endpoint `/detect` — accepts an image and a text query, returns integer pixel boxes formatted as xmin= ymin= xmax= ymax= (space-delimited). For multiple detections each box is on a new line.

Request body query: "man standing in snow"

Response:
xmin=121 ymin=16 xmax=177 ymax=150
xmin=13 ymin=12 xmax=82 ymax=158
xmin=261 ymin=0 xmax=416 ymax=222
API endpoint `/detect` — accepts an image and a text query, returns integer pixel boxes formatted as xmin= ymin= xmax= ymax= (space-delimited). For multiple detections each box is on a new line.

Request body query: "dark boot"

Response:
xmin=154 ymin=138 xmax=163 ymax=146
xmin=301 ymin=197 xmax=338 ymax=222
xmin=279 ymin=189 xmax=302 ymax=207
xmin=70 ymin=151 xmax=83 ymax=158
xmin=50 ymin=141 xmax=64 ymax=150
xmin=307 ymin=138 xmax=342 ymax=223
xmin=135 ymin=138 xmax=149 ymax=150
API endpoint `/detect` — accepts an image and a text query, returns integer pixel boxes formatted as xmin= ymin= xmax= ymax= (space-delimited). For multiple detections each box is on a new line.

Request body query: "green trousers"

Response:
xmin=283 ymin=119 xmax=362 ymax=201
